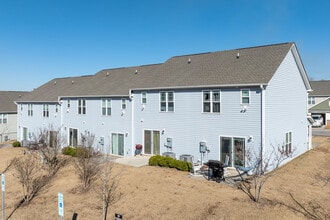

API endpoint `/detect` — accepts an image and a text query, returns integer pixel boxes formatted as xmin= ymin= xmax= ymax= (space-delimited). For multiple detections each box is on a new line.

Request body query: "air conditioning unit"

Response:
xmin=180 ymin=154 xmax=194 ymax=163
xmin=162 ymin=152 xmax=176 ymax=159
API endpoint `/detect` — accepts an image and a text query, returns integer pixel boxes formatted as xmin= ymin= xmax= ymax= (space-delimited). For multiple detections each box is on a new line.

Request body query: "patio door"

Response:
xmin=144 ymin=130 xmax=160 ymax=155
xmin=111 ymin=133 xmax=124 ymax=156
xmin=69 ymin=128 xmax=78 ymax=147
xmin=220 ymin=137 xmax=245 ymax=167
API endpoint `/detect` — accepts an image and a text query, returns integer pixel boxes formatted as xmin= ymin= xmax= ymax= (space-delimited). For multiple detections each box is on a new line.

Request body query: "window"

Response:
xmin=241 ymin=89 xmax=250 ymax=104
xmin=141 ymin=92 xmax=147 ymax=104
xmin=160 ymin=91 xmax=174 ymax=112
xmin=67 ymin=99 xmax=71 ymax=108
xmin=101 ymin=99 xmax=111 ymax=116
xmin=78 ymin=99 xmax=86 ymax=115
xmin=203 ymin=90 xmax=221 ymax=113
xmin=28 ymin=104 xmax=33 ymax=116
xmin=43 ymin=104 xmax=49 ymax=117
xmin=121 ymin=98 xmax=127 ymax=110
xmin=55 ymin=104 xmax=58 ymax=113
xmin=0 ymin=114 xmax=8 ymax=124
xmin=285 ymin=132 xmax=292 ymax=155
xmin=308 ymin=97 xmax=315 ymax=105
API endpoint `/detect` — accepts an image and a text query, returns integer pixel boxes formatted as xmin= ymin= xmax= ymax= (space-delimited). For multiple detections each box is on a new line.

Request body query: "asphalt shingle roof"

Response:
xmin=18 ymin=42 xmax=296 ymax=102
xmin=0 ymin=91 xmax=28 ymax=113
xmin=309 ymin=80 xmax=330 ymax=96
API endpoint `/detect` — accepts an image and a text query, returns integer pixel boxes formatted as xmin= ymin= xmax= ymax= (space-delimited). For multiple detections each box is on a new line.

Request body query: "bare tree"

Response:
xmin=97 ymin=158 xmax=122 ymax=220
xmin=32 ymin=125 xmax=68 ymax=176
xmin=74 ymin=131 xmax=100 ymax=190
xmin=279 ymin=192 xmax=329 ymax=220
xmin=234 ymin=142 xmax=295 ymax=203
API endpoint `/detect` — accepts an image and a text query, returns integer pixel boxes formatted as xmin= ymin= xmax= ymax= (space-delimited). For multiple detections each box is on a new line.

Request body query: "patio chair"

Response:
xmin=224 ymin=159 xmax=261 ymax=185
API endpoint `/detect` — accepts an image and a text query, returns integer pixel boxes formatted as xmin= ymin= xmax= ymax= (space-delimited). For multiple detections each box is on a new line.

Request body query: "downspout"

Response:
xmin=260 ymin=84 xmax=266 ymax=171
xmin=129 ymin=90 xmax=134 ymax=156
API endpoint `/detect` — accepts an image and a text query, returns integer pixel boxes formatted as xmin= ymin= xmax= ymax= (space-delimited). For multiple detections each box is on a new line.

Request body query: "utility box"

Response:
xmin=199 ymin=141 xmax=207 ymax=153
xmin=166 ymin=137 xmax=173 ymax=148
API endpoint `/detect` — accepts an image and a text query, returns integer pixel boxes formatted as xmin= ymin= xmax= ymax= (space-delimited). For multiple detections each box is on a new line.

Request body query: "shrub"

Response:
xmin=149 ymin=155 xmax=192 ymax=172
xmin=62 ymin=146 xmax=76 ymax=156
xmin=12 ymin=141 xmax=21 ymax=147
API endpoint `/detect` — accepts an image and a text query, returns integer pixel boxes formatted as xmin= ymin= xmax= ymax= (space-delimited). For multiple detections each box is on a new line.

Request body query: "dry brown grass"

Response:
xmin=0 ymin=136 xmax=329 ymax=220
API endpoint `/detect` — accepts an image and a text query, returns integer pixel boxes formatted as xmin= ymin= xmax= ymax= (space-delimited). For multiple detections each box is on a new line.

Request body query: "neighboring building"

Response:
xmin=16 ymin=42 xmax=312 ymax=168
xmin=309 ymin=80 xmax=330 ymax=126
xmin=0 ymin=91 xmax=28 ymax=142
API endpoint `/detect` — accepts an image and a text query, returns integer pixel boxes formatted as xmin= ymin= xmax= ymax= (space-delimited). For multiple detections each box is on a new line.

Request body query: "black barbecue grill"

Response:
xmin=205 ymin=160 xmax=224 ymax=182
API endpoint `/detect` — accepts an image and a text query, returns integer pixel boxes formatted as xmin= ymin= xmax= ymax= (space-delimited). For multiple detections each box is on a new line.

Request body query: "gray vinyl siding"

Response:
xmin=265 ymin=49 xmax=309 ymax=161
xmin=133 ymin=87 xmax=262 ymax=162
xmin=61 ymin=98 xmax=132 ymax=155
xmin=17 ymin=103 xmax=62 ymax=142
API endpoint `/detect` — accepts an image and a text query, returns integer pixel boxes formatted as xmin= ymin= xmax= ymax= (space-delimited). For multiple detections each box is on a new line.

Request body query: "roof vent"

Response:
xmin=106 ymin=72 xmax=109 ymax=76
xmin=236 ymin=52 xmax=240 ymax=59
xmin=188 ymin=58 xmax=191 ymax=64
xmin=54 ymin=81 xmax=57 ymax=85
xmin=71 ymin=80 xmax=74 ymax=84
xmin=135 ymin=69 xmax=138 ymax=74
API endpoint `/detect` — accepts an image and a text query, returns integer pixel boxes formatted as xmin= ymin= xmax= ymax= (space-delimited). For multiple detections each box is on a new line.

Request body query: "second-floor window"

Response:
xmin=308 ymin=97 xmax=315 ymax=105
xmin=102 ymin=99 xmax=111 ymax=116
xmin=43 ymin=104 xmax=49 ymax=117
xmin=78 ymin=99 xmax=86 ymax=115
xmin=0 ymin=114 xmax=8 ymax=124
xmin=141 ymin=92 xmax=147 ymax=104
xmin=241 ymin=89 xmax=250 ymax=104
xmin=121 ymin=98 xmax=127 ymax=110
xmin=28 ymin=104 xmax=33 ymax=116
xmin=203 ymin=90 xmax=220 ymax=113
xmin=160 ymin=91 xmax=174 ymax=112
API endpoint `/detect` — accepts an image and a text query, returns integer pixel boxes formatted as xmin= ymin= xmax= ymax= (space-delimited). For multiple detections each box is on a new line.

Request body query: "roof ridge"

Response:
xmin=168 ymin=42 xmax=293 ymax=59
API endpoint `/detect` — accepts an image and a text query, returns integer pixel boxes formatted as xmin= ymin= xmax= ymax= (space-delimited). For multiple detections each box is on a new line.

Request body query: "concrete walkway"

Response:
xmin=114 ymin=155 xmax=151 ymax=167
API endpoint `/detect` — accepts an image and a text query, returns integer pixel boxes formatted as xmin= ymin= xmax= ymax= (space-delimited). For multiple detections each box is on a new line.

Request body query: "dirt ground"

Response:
xmin=0 ymin=136 xmax=329 ymax=220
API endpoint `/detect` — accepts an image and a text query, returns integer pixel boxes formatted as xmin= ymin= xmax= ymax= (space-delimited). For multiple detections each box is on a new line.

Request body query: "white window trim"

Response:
xmin=78 ymin=99 xmax=86 ymax=115
xmin=121 ymin=98 xmax=127 ymax=110
xmin=202 ymin=90 xmax=221 ymax=113
xmin=240 ymin=89 xmax=250 ymax=105
xmin=141 ymin=92 xmax=147 ymax=104
xmin=159 ymin=91 xmax=175 ymax=112
xmin=101 ymin=98 xmax=112 ymax=116
xmin=43 ymin=104 xmax=49 ymax=118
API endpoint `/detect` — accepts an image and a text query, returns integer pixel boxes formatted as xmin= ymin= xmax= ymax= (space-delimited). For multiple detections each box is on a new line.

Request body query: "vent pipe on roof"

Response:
xmin=135 ymin=69 xmax=138 ymax=74
xmin=188 ymin=58 xmax=191 ymax=64
xmin=54 ymin=81 xmax=57 ymax=85
xmin=106 ymin=72 xmax=109 ymax=76
xmin=236 ymin=52 xmax=240 ymax=59
xmin=71 ymin=80 xmax=74 ymax=84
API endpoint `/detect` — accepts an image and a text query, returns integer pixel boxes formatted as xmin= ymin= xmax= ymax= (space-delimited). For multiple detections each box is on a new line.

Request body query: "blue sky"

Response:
xmin=0 ymin=0 xmax=329 ymax=91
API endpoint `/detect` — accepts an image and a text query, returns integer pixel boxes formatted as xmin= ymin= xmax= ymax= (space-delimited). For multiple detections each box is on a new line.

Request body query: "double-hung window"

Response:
xmin=160 ymin=91 xmax=174 ymax=112
xmin=203 ymin=90 xmax=221 ymax=113
xmin=141 ymin=92 xmax=147 ymax=104
xmin=285 ymin=132 xmax=292 ymax=155
xmin=121 ymin=98 xmax=127 ymax=110
xmin=308 ymin=97 xmax=315 ymax=105
xmin=102 ymin=99 xmax=111 ymax=116
xmin=241 ymin=89 xmax=250 ymax=104
xmin=28 ymin=104 xmax=33 ymax=116
xmin=0 ymin=114 xmax=8 ymax=124
xmin=43 ymin=104 xmax=49 ymax=117
xmin=78 ymin=99 xmax=86 ymax=115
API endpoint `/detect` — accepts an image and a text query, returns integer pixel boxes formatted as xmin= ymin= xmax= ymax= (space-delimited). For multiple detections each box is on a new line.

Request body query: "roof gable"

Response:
xmin=309 ymin=97 xmax=330 ymax=112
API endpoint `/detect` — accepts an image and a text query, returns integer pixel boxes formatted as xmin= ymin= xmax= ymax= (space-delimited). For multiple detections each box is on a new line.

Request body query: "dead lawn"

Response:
xmin=0 ymin=136 xmax=329 ymax=220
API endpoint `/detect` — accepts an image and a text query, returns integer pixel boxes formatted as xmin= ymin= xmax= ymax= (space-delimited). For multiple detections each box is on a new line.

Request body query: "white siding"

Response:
xmin=265 ymin=49 xmax=309 ymax=160
xmin=133 ymin=88 xmax=262 ymax=163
